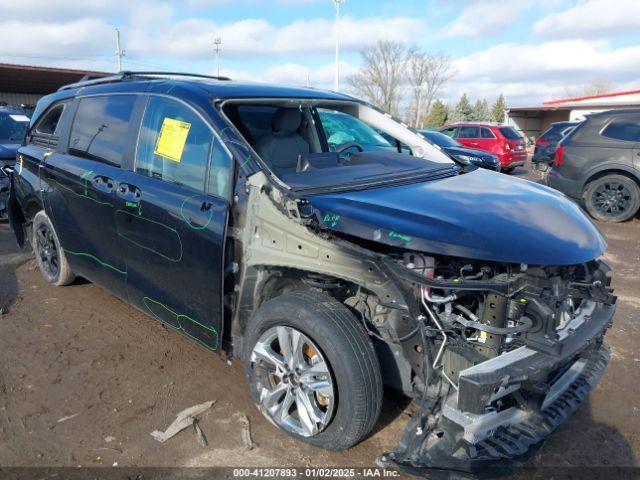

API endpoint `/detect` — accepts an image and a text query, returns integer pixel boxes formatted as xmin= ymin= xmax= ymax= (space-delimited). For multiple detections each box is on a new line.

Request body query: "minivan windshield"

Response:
xmin=0 ymin=112 xmax=29 ymax=141
xmin=223 ymin=100 xmax=455 ymax=191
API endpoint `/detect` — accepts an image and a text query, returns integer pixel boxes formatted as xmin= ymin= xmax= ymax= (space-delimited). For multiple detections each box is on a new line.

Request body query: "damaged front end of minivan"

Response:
xmin=229 ymin=165 xmax=615 ymax=478
xmin=217 ymin=96 xmax=616 ymax=478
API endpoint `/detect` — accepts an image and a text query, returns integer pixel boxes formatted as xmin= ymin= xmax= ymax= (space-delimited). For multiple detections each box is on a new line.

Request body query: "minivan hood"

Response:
xmin=307 ymin=169 xmax=606 ymax=265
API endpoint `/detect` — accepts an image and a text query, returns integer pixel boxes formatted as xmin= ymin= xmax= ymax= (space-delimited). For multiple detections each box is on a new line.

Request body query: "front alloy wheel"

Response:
xmin=251 ymin=326 xmax=335 ymax=437
xmin=244 ymin=290 xmax=382 ymax=451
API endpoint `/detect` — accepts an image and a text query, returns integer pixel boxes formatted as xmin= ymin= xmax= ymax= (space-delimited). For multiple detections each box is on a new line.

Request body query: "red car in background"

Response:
xmin=439 ymin=122 xmax=527 ymax=173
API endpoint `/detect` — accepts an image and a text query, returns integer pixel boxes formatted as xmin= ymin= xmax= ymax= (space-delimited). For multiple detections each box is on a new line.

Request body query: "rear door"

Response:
xmin=115 ymin=95 xmax=233 ymax=350
xmin=42 ymin=94 xmax=142 ymax=299
xmin=454 ymin=125 xmax=480 ymax=149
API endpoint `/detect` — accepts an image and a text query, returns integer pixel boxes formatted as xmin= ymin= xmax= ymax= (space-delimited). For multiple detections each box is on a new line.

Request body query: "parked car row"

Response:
xmin=437 ymin=122 xmax=527 ymax=172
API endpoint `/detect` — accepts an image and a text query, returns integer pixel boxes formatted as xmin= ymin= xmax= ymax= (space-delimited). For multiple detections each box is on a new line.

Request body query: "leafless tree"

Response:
xmin=347 ymin=41 xmax=414 ymax=116
xmin=408 ymin=52 xmax=453 ymax=127
xmin=583 ymin=79 xmax=614 ymax=96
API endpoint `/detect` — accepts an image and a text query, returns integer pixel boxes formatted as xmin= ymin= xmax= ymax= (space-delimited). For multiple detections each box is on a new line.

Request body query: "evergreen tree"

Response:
xmin=491 ymin=94 xmax=506 ymax=123
xmin=424 ymin=99 xmax=448 ymax=128
xmin=450 ymin=93 xmax=473 ymax=123
xmin=472 ymin=99 xmax=491 ymax=121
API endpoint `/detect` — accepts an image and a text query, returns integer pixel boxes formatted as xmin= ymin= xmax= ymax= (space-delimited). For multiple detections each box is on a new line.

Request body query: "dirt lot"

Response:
xmin=0 ymin=164 xmax=639 ymax=478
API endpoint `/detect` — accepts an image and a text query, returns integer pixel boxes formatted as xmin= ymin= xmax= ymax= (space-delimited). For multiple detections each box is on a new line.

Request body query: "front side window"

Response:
xmin=457 ymin=126 xmax=480 ymax=139
xmin=440 ymin=127 xmax=456 ymax=137
xmin=0 ymin=112 xmax=29 ymax=141
xmin=601 ymin=118 xmax=640 ymax=142
xmin=136 ymin=96 xmax=230 ymax=196
xmin=317 ymin=109 xmax=393 ymax=152
xmin=69 ymin=95 xmax=136 ymax=166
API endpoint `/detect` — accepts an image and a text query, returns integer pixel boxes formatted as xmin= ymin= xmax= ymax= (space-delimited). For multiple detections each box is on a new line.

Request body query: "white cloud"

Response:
xmin=445 ymin=39 xmax=640 ymax=104
xmin=0 ymin=18 xmax=114 ymax=57
xmin=533 ymin=0 xmax=640 ymax=38
xmin=127 ymin=15 xmax=424 ymax=58
xmin=443 ymin=0 xmax=534 ymax=37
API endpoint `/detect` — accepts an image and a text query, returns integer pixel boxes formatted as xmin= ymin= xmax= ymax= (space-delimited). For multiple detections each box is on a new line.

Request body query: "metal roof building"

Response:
xmin=0 ymin=63 xmax=110 ymax=107
xmin=505 ymin=89 xmax=640 ymax=143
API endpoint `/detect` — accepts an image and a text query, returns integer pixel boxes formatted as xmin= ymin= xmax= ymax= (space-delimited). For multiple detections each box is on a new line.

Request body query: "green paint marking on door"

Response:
xmin=116 ymin=210 xmax=183 ymax=262
xmin=51 ymin=178 xmax=113 ymax=207
xmin=142 ymin=296 xmax=218 ymax=350
xmin=388 ymin=231 xmax=412 ymax=242
xmin=323 ymin=213 xmax=341 ymax=228
xmin=179 ymin=195 xmax=213 ymax=231
xmin=64 ymin=249 xmax=126 ymax=275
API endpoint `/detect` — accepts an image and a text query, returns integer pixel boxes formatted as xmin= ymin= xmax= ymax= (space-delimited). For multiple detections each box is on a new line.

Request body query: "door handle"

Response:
xmin=117 ymin=183 xmax=142 ymax=201
xmin=92 ymin=175 xmax=115 ymax=193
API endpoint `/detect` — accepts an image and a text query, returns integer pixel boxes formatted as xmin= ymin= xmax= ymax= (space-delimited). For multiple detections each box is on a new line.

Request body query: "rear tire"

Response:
xmin=32 ymin=211 xmax=75 ymax=286
xmin=243 ymin=290 xmax=383 ymax=451
xmin=583 ymin=174 xmax=640 ymax=223
xmin=502 ymin=166 xmax=515 ymax=174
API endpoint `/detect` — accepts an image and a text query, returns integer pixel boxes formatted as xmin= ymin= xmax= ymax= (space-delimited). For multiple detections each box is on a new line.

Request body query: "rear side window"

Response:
xmin=601 ymin=118 xmax=640 ymax=142
xmin=480 ymin=128 xmax=495 ymax=139
xmin=440 ymin=127 xmax=456 ymax=137
xmin=35 ymin=104 xmax=64 ymax=135
xmin=69 ymin=95 xmax=137 ymax=166
xmin=136 ymin=96 xmax=219 ymax=194
xmin=499 ymin=127 xmax=521 ymax=139
xmin=29 ymin=102 xmax=67 ymax=147
xmin=456 ymin=126 xmax=480 ymax=138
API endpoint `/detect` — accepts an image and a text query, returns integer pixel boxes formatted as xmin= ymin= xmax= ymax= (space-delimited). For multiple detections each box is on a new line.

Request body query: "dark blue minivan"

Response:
xmin=8 ymin=72 xmax=616 ymax=477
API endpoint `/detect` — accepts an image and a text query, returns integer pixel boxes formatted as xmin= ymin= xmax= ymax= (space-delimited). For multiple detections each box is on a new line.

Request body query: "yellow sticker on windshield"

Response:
xmin=154 ymin=117 xmax=191 ymax=162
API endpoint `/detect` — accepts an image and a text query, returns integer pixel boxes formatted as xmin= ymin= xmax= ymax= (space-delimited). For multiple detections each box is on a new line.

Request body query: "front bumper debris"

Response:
xmin=378 ymin=297 xmax=614 ymax=479
xmin=380 ymin=344 xmax=610 ymax=479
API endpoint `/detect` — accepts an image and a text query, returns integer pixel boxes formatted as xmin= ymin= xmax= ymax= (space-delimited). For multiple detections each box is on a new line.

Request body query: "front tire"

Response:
xmin=583 ymin=174 xmax=640 ymax=223
xmin=243 ymin=290 xmax=383 ymax=451
xmin=32 ymin=211 xmax=75 ymax=286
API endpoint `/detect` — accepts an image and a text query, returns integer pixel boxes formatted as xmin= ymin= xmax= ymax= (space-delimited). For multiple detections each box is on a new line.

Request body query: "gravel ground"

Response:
xmin=0 ymin=163 xmax=638 ymax=478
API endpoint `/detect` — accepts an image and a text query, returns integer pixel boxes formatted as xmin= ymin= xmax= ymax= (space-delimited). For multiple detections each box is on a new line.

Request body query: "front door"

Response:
xmin=43 ymin=94 xmax=141 ymax=299
xmin=115 ymin=95 xmax=233 ymax=350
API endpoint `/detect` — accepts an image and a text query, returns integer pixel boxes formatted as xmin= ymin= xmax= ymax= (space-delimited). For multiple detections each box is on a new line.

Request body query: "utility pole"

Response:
xmin=213 ymin=37 xmax=222 ymax=77
xmin=115 ymin=28 xmax=126 ymax=72
xmin=414 ymin=84 xmax=424 ymax=128
xmin=333 ymin=0 xmax=346 ymax=91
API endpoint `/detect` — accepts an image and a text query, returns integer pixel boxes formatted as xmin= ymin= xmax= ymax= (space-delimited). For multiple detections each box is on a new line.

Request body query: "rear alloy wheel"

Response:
xmin=32 ymin=211 xmax=75 ymax=286
xmin=584 ymin=174 xmax=640 ymax=223
xmin=244 ymin=290 xmax=382 ymax=451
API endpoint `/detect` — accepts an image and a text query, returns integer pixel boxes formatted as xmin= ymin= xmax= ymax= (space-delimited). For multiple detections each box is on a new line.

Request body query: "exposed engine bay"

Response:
xmin=229 ymin=170 xmax=616 ymax=477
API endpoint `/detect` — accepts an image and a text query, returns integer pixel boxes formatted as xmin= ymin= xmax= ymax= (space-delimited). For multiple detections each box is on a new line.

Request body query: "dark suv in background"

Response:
xmin=546 ymin=109 xmax=640 ymax=222
xmin=532 ymin=121 xmax=579 ymax=163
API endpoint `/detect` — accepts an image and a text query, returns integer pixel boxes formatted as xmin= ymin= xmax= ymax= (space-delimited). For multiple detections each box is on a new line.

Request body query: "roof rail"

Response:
xmin=58 ymin=71 xmax=231 ymax=91
xmin=121 ymin=71 xmax=232 ymax=81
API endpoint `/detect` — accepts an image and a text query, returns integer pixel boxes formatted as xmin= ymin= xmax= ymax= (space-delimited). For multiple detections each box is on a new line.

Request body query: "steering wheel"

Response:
xmin=336 ymin=142 xmax=364 ymax=155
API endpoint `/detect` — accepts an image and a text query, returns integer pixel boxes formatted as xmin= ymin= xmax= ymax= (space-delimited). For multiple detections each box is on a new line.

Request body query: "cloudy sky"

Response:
xmin=1 ymin=0 xmax=639 ymax=107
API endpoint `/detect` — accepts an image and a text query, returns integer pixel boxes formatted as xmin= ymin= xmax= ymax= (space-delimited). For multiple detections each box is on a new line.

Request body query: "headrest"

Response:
xmin=272 ymin=108 xmax=302 ymax=134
